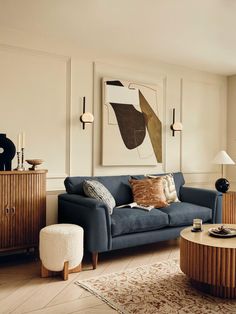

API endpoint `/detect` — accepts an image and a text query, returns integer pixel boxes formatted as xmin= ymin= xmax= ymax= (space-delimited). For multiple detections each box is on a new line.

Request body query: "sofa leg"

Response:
xmin=92 ymin=252 xmax=98 ymax=269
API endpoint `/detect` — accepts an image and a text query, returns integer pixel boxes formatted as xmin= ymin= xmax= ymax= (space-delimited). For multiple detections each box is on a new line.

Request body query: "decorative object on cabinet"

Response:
xmin=170 ymin=108 xmax=183 ymax=136
xmin=26 ymin=159 xmax=44 ymax=170
xmin=15 ymin=132 xmax=26 ymax=171
xmin=0 ymin=133 xmax=16 ymax=170
xmin=80 ymin=96 xmax=94 ymax=130
xmin=0 ymin=170 xmax=47 ymax=253
xmin=212 ymin=150 xmax=235 ymax=193
xmin=103 ymin=78 xmax=163 ymax=166
xmin=222 ymin=191 xmax=236 ymax=224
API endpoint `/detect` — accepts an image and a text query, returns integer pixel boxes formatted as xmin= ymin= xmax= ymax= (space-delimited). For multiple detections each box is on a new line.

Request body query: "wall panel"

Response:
xmin=181 ymin=79 xmax=225 ymax=182
xmin=0 ymin=45 xmax=71 ymax=190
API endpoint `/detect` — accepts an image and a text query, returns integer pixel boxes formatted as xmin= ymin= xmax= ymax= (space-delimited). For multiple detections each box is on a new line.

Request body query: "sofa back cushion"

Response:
xmin=172 ymin=172 xmax=185 ymax=198
xmin=64 ymin=172 xmax=185 ymax=206
xmin=65 ymin=175 xmax=133 ymax=206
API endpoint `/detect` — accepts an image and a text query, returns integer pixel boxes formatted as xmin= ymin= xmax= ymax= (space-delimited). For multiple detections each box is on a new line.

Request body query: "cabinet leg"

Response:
xmin=92 ymin=252 xmax=98 ymax=269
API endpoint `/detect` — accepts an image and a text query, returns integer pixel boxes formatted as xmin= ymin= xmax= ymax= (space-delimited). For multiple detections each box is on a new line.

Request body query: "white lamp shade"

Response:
xmin=212 ymin=150 xmax=235 ymax=165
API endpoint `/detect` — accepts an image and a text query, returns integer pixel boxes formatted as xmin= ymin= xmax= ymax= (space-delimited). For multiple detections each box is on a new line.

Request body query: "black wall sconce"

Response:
xmin=170 ymin=108 xmax=183 ymax=136
xmin=80 ymin=96 xmax=94 ymax=130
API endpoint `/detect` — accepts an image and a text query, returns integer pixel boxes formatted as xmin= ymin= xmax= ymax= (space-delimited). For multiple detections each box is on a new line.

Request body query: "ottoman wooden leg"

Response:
xmin=63 ymin=261 xmax=69 ymax=280
xmin=69 ymin=263 xmax=82 ymax=273
xmin=62 ymin=262 xmax=82 ymax=280
xmin=41 ymin=263 xmax=53 ymax=278
xmin=41 ymin=262 xmax=82 ymax=280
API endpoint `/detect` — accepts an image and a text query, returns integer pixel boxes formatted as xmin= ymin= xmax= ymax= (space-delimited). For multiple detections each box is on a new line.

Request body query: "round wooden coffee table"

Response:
xmin=180 ymin=224 xmax=236 ymax=298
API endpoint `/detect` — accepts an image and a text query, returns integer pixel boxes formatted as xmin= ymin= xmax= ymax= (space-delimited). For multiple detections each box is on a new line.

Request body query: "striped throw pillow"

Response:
xmin=147 ymin=173 xmax=179 ymax=203
xmin=83 ymin=180 xmax=116 ymax=215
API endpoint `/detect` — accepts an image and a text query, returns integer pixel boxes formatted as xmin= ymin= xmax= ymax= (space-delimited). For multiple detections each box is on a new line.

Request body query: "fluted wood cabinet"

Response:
xmin=0 ymin=170 xmax=47 ymax=252
xmin=222 ymin=191 xmax=236 ymax=224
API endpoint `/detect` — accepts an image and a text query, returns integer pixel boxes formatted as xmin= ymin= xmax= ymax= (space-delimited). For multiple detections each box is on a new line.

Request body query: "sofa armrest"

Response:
xmin=58 ymin=193 xmax=112 ymax=253
xmin=180 ymin=186 xmax=222 ymax=223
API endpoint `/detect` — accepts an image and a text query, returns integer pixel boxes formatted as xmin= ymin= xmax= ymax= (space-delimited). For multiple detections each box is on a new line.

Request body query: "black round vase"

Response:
xmin=0 ymin=134 xmax=16 ymax=171
xmin=215 ymin=178 xmax=230 ymax=193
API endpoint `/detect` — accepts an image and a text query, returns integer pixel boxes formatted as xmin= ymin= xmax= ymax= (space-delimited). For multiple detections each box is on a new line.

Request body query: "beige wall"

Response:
xmin=227 ymin=75 xmax=236 ymax=184
xmin=0 ymin=28 xmax=227 ymax=224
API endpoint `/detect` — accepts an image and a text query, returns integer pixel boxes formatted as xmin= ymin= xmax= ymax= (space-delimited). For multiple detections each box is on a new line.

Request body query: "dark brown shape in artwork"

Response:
xmin=139 ymin=91 xmax=162 ymax=163
xmin=110 ymin=103 xmax=146 ymax=150
xmin=106 ymin=80 xmax=124 ymax=87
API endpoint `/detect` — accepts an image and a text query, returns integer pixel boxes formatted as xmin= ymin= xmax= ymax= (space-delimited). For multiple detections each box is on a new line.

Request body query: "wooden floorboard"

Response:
xmin=0 ymin=239 xmax=179 ymax=313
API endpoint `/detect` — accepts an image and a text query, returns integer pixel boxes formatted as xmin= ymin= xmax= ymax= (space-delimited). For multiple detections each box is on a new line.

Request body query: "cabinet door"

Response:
xmin=0 ymin=174 xmax=16 ymax=249
xmin=0 ymin=172 xmax=46 ymax=251
xmin=13 ymin=173 xmax=46 ymax=248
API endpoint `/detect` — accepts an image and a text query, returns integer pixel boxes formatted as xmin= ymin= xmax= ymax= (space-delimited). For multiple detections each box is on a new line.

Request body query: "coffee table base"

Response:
xmin=191 ymin=279 xmax=236 ymax=298
xmin=180 ymin=236 xmax=236 ymax=299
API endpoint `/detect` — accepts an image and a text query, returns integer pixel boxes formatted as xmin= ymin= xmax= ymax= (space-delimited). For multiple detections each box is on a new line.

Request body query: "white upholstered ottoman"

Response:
xmin=39 ymin=224 xmax=83 ymax=280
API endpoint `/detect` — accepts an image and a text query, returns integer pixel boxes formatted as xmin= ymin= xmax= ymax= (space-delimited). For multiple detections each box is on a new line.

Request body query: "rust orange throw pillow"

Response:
xmin=129 ymin=177 xmax=168 ymax=208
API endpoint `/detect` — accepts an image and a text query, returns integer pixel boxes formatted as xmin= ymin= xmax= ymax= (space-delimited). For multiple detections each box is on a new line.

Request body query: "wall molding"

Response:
xmin=0 ymin=43 xmax=70 ymax=61
xmin=47 ymin=173 xmax=69 ymax=179
xmin=180 ymin=77 xmax=225 ymax=175
xmin=179 ymin=77 xmax=183 ymax=172
xmin=0 ymin=43 xmax=72 ymax=188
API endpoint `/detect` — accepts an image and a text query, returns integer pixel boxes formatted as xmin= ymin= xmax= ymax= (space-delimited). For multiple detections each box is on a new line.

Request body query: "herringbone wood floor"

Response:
xmin=0 ymin=239 xmax=180 ymax=314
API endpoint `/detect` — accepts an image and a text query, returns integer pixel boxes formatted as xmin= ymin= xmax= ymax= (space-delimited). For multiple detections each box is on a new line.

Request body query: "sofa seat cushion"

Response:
xmin=159 ymin=202 xmax=212 ymax=227
xmin=111 ymin=207 xmax=169 ymax=237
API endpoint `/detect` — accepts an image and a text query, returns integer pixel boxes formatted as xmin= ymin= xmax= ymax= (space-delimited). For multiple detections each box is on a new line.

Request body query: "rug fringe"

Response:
xmin=75 ymin=260 xmax=180 ymax=314
xmin=75 ymin=281 xmax=128 ymax=314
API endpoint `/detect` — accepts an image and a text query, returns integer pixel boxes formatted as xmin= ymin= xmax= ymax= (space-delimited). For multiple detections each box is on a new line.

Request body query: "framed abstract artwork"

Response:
xmin=102 ymin=78 xmax=163 ymax=166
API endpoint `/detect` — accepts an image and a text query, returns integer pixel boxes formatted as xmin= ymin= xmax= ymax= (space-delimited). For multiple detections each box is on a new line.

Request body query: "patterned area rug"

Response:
xmin=75 ymin=259 xmax=236 ymax=314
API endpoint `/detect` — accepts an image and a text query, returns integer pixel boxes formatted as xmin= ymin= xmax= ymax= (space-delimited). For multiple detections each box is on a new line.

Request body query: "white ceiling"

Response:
xmin=0 ymin=0 xmax=236 ymax=75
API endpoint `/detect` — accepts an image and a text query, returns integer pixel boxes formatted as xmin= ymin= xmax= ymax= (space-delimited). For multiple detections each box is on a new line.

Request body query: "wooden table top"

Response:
xmin=180 ymin=224 xmax=236 ymax=249
xmin=0 ymin=170 xmax=47 ymax=174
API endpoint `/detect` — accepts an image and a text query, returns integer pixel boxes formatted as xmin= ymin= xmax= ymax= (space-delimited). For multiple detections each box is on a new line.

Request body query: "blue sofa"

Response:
xmin=58 ymin=172 xmax=222 ymax=268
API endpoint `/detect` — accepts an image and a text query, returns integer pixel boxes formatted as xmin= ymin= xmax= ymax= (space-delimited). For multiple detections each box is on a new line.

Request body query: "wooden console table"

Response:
xmin=222 ymin=191 xmax=236 ymax=224
xmin=0 ymin=170 xmax=47 ymax=253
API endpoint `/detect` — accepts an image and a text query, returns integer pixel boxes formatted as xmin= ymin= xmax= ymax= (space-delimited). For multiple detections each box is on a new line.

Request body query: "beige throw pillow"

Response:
xmin=129 ymin=177 xmax=168 ymax=208
xmin=147 ymin=173 xmax=179 ymax=204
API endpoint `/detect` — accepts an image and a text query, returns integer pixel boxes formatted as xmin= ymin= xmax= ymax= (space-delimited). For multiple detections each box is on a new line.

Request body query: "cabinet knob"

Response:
xmin=4 ymin=205 xmax=10 ymax=215
xmin=11 ymin=207 xmax=16 ymax=215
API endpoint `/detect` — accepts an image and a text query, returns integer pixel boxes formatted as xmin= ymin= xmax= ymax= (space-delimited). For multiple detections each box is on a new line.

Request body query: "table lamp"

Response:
xmin=212 ymin=150 xmax=235 ymax=192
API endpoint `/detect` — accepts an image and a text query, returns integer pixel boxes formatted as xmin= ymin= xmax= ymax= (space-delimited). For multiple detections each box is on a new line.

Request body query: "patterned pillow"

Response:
xmin=129 ymin=177 xmax=168 ymax=208
xmin=147 ymin=174 xmax=179 ymax=203
xmin=83 ymin=180 xmax=116 ymax=215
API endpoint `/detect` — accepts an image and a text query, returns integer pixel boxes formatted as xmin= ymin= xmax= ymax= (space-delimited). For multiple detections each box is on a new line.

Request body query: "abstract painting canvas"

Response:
xmin=102 ymin=78 xmax=162 ymax=166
